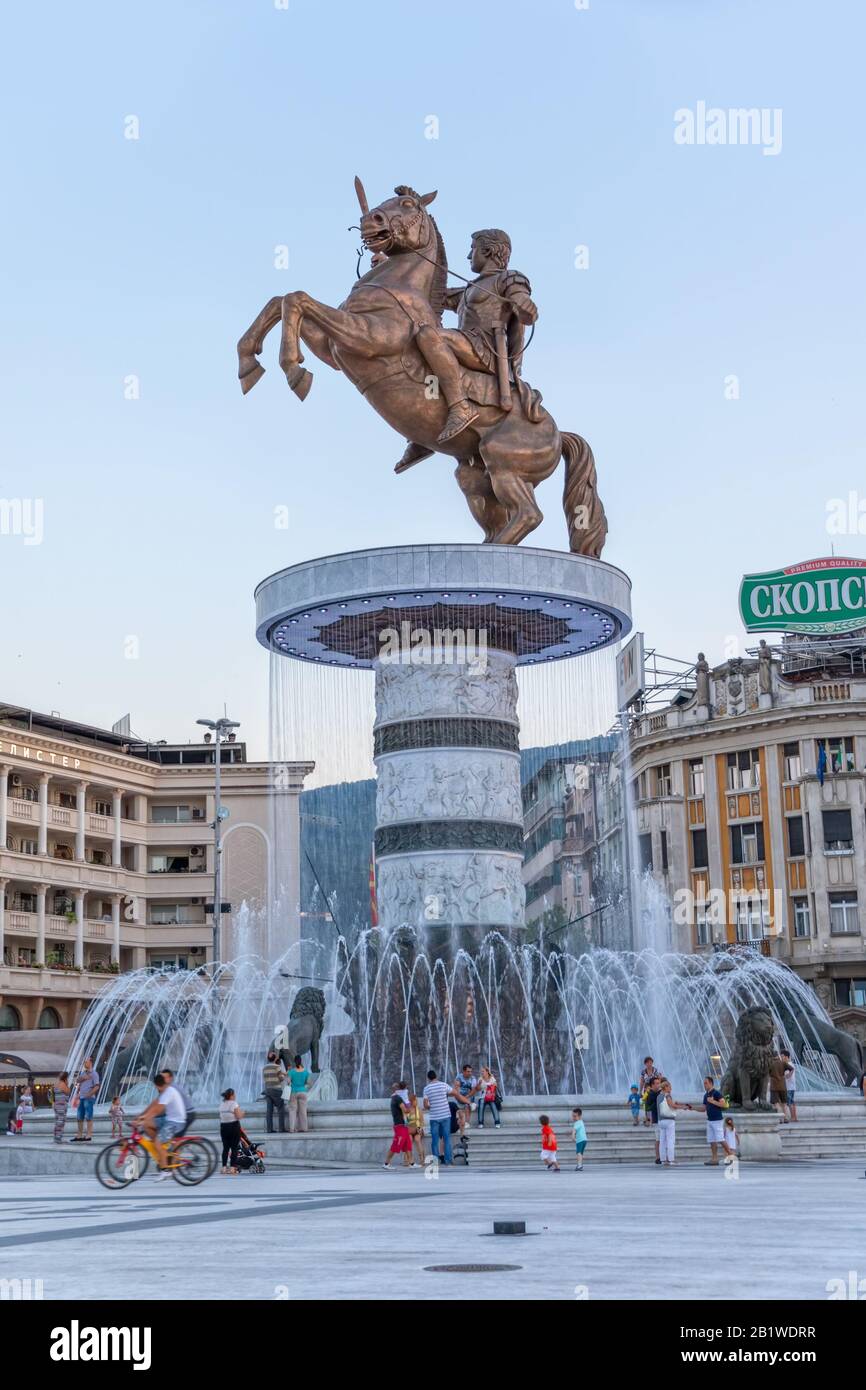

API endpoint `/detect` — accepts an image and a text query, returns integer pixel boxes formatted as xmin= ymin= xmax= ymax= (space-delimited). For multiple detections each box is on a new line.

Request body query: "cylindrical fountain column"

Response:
xmin=373 ymin=646 xmax=525 ymax=934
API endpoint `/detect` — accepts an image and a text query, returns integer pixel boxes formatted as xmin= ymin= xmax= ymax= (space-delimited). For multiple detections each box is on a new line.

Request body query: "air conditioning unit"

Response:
xmin=190 ymin=947 xmax=203 ymax=955
xmin=190 ymin=846 xmax=204 ymax=857
xmin=191 ymin=897 xmax=202 ymax=905
xmin=11 ymin=774 xmax=22 ymax=788
xmin=192 ymin=809 xmax=205 ymax=819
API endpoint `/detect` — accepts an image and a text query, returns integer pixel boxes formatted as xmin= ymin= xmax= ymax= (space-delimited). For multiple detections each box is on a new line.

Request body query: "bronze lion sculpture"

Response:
xmin=721 ymin=1006 xmax=777 ymax=1111
xmin=271 ymin=986 xmax=326 ymax=1074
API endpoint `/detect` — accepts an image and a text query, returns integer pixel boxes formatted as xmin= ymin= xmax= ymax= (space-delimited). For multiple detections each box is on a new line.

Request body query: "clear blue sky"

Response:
xmin=2 ymin=0 xmax=864 ymax=756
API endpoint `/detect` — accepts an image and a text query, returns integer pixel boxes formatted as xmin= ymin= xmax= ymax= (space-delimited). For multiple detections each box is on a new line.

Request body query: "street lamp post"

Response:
xmin=196 ymin=716 xmax=240 ymax=967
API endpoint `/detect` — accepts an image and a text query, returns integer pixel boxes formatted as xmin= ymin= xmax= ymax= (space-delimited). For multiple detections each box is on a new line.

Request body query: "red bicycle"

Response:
xmin=95 ymin=1124 xmax=218 ymax=1189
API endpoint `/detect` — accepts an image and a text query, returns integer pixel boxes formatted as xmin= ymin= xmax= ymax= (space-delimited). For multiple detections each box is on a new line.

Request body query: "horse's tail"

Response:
xmin=561 ymin=431 xmax=608 ymax=557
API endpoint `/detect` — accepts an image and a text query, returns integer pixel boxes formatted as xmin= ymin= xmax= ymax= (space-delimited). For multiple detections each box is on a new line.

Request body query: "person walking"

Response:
xmin=780 ymin=1050 xmax=798 ymax=1122
xmin=572 ymin=1107 xmax=588 ymax=1170
xmin=476 ymin=1066 xmax=501 ymax=1129
xmin=287 ymin=1055 xmax=311 ymax=1133
xmin=640 ymin=1057 xmax=660 ymax=1125
xmin=539 ymin=1114 xmax=560 ymax=1171
xmin=406 ymin=1090 xmax=426 ymax=1165
xmin=53 ymin=1071 xmax=71 ymax=1144
xmin=219 ymin=1088 xmax=243 ymax=1175
xmin=422 ymin=1069 xmax=461 ymax=1166
xmin=627 ymin=1084 xmax=642 ymax=1125
xmin=72 ymin=1057 xmax=100 ymax=1143
xmin=262 ymin=1051 xmax=287 ymax=1134
xmin=383 ymin=1081 xmax=414 ymax=1168
xmin=657 ymin=1080 xmax=690 ymax=1166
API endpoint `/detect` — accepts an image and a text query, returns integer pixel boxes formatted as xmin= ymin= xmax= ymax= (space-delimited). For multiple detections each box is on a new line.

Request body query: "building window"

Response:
xmin=149 ymin=854 xmax=191 ymax=874
xmin=691 ymin=828 xmax=709 ymax=869
xmin=786 ymin=816 xmax=805 ymax=858
xmin=638 ymin=834 xmax=653 ymax=874
xmin=727 ymin=749 xmax=761 ymax=790
xmin=149 ymin=903 xmax=205 ymax=926
xmin=660 ymin=830 xmax=669 ymax=873
xmin=655 ymin=764 xmax=672 ymax=797
xmin=823 ymin=809 xmax=853 ymax=854
xmin=735 ymin=897 xmax=770 ymax=942
xmin=151 ymin=804 xmax=205 ymax=824
xmin=695 ymin=908 xmax=711 ymax=946
xmin=21 ymin=838 xmax=39 ymax=856
xmin=688 ymin=759 xmax=705 ymax=797
xmin=38 ymin=1006 xmax=61 ymax=1028
xmin=783 ymin=742 xmax=801 ymax=781
xmin=92 ymin=799 xmax=112 ymax=817
xmin=834 ymin=978 xmax=866 ymax=1008
xmin=730 ymin=821 xmax=765 ymax=865
xmin=829 ymin=892 xmax=859 ymax=935
xmin=57 ymin=791 xmax=76 ymax=810
xmin=817 ymin=737 xmax=855 ymax=774
xmin=0 ymin=1004 xmax=22 ymax=1029
xmin=149 ymin=956 xmax=189 ymax=972
xmin=792 ymin=898 xmax=811 ymax=938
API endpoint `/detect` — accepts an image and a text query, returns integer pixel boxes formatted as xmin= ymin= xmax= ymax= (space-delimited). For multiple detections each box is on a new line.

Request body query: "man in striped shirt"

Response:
xmin=262 ymin=1052 xmax=287 ymax=1133
xmin=422 ymin=1070 xmax=462 ymax=1166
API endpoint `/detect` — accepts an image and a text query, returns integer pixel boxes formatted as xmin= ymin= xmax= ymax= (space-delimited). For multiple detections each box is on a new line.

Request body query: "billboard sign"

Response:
xmin=739 ymin=558 xmax=866 ymax=634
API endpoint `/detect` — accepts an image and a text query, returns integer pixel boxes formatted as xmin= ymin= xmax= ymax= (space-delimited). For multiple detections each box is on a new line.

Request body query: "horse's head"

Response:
xmin=355 ymin=178 xmax=438 ymax=257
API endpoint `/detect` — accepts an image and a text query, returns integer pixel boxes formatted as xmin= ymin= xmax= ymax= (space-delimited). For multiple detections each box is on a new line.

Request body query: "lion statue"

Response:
xmin=721 ymin=1005 xmax=777 ymax=1111
xmin=271 ymin=986 xmax=326 ymax=1074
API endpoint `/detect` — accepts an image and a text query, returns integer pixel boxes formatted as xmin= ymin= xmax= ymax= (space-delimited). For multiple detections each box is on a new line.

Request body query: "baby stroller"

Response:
xmin=236 ymin=1128 xmax=266 ymax=1174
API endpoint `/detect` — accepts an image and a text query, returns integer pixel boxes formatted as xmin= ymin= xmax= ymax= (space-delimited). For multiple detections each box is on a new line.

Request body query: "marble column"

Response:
xmin=373 ymin=647 xmax=525 ymax=934
xmin=74 ymin=887 xmax=86 ymax=968
xmin=75 ymin=781 xmax=88 ymax=862
xmin=35 ymin=882 xmax=47 ymax=964
xmin=38 ymin=772 xmax=50 ymax=856
xmin=111 ymin=893 xmax=122 ymax=964
xmin=112 ymin=789 xmax=123 ymax=868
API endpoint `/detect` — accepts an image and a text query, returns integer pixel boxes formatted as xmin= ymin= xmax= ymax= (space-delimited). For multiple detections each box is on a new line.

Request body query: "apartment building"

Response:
xmin=628 ymin=635 xmax=866 ymax=1032
xmin=0 ymin=704 xmax=312 ymax=1031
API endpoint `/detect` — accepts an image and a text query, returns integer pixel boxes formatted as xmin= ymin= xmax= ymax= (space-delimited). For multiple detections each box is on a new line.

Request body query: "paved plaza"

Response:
xmin=1 ymin=1159 xmax=863 ymax=1301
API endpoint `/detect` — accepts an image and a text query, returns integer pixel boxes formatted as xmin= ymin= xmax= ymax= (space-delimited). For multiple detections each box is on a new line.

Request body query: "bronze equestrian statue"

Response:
xmin=237 ymin=179 xmax=607 ymax=555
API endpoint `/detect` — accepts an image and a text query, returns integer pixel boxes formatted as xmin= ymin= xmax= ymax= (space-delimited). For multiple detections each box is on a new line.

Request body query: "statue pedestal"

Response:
xmin=256 ymin=543 xmax=631 ymax=938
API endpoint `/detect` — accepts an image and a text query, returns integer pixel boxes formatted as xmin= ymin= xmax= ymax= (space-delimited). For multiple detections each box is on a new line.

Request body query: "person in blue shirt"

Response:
xmin=700 ymin=1075 xmax=728 ymax=1166
xmin=627 ymin=1084 xmax=642 ymax=1125
xmin=572 ymin=1107 xmax=588 ymax=1170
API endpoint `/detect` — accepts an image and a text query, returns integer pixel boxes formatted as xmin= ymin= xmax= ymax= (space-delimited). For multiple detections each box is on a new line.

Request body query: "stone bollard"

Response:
xmin=736 ymin=1112 xmax=782 ymax=1160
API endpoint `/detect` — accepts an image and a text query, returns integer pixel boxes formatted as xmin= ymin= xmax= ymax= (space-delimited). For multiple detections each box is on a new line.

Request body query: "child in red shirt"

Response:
xmin=539 ymin=1113 xmax=560 ymax=1171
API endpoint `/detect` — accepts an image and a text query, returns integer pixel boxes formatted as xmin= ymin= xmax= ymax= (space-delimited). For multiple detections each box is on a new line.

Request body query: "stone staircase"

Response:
xmin=4 ymin=1092 xmax=863 ymax=1173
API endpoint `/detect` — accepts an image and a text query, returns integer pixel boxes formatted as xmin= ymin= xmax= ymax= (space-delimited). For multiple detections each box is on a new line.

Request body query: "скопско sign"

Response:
xmin=739 ymin=557 xmax=866 ymax=634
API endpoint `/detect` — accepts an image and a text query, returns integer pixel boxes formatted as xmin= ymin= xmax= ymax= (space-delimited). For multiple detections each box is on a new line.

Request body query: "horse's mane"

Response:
xmin=395 ymin=185 xmax=447 ymax=323
xmin=426 ymin=214 xmax=448 ymax=322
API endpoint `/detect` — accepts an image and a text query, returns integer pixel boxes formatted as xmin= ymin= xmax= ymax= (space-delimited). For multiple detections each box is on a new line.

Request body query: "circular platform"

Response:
xmin=255 ymin=544 xmax=632 ymax=666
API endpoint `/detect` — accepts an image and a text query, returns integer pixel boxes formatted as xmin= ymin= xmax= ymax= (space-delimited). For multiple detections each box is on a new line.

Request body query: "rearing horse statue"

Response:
xmin=237 ymin=180 xmax=607 ymax=553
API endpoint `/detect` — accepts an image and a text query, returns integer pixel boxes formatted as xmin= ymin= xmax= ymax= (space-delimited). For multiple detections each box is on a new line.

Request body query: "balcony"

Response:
xmin=2 ymin=911 xmax=118 ymax=944
xmin=0 ymin=964 xmax=116 ymax=997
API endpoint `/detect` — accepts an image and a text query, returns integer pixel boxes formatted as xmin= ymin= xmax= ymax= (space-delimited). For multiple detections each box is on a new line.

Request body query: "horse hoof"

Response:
xmin=287 ymin=366 xmax=313 ymax=400
xmin=239 ymin=361 xmax=265 ymax=394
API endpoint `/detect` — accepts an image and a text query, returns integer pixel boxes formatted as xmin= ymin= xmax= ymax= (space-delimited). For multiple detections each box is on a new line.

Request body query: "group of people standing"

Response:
xmin=384 ymin=1064 xmax=501 ymax=1168
xmin=637 ymin=1056 xmax=739 ymax=1167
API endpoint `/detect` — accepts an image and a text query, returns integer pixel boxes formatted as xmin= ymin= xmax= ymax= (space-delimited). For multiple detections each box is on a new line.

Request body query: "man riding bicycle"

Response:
xmin=137 ymin=1072 xmax=187 ymax=1181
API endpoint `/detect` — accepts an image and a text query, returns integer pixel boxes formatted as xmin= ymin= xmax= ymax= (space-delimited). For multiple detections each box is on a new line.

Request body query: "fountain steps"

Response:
xmin=5 ymin=1099 xmax=863 ymax=1172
